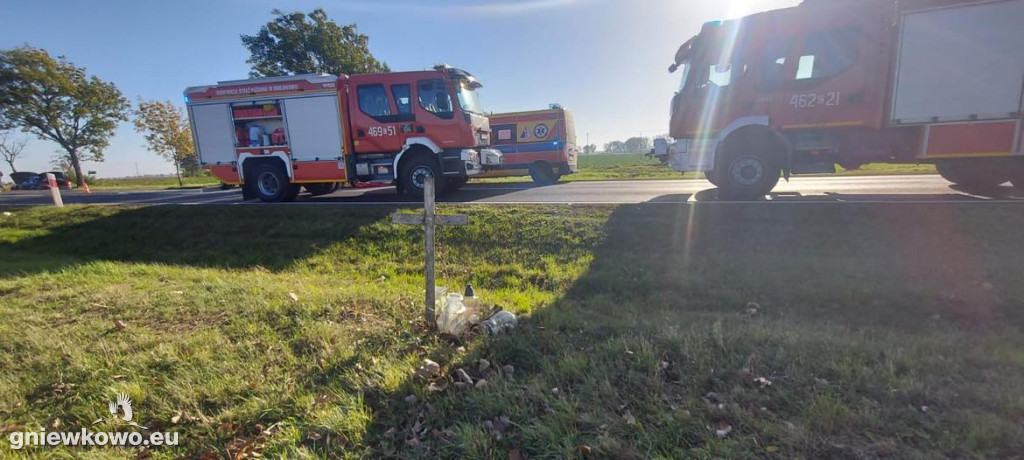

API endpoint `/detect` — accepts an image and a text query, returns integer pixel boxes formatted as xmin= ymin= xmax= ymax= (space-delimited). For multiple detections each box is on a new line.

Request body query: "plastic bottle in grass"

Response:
xmin=463 ymin=284 xmax=480 ymax=311
xmin=479 ymin=311 xmax=517 ymax=335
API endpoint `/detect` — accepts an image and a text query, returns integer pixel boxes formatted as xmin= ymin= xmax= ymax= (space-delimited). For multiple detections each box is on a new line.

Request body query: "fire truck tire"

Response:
xmin=715 ymin=149 xmax=781 ymax=200
xmin=252 ymin=162 xmax=298 ymax=202
xmin=936 ymin=160 xmax=1007 ymax=190
xmin=399 ymin=155 xmax=446 ymax=198
xmin=529 ymin=163 xmax=560 ymax=185
xmin=704 ymin=171 xmax=721 ymax=187
xmin=304 ymin=182 xmax=339 ymax=196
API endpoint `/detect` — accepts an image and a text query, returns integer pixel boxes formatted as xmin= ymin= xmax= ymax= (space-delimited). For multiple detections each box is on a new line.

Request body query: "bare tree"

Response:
xmin=0 ymin=130 xmax=28 ymax=173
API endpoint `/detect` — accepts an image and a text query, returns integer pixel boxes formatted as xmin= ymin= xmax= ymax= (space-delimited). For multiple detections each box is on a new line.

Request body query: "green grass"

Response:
xmin=478 ymin=153 xmax=938 ymax=183
xmin=88 ymin=176 xmax=221 ymax=190
xmin=1 ymin=203 xmax=1022 ymax=458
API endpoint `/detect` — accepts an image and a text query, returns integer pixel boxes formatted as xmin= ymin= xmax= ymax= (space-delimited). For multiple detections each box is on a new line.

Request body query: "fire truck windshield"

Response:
xmin=456 ymin=80 xmax=483 ymax=115
xmin=676 ymin=60 xmax=692 ymax=93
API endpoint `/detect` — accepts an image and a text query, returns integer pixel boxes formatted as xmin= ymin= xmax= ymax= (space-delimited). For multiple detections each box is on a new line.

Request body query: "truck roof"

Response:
xmin=184 ymin=74 xmax=339 ymax=102
xmin=185 ymin=67 xmax=481 ymax=102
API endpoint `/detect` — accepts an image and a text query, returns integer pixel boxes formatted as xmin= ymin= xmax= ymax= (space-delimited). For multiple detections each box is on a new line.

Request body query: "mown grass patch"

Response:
xmin=0 ymin=203 xmax=1021 ymax=458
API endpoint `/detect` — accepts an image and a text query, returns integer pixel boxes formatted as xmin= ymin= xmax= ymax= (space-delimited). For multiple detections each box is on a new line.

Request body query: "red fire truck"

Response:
xmin=184 ymin=66 xmax=501 ymax=202
xmin=652 ymin=0 xmax=1024 ymax=198
xmin=479 ymin=107 xmax=578 ymax=184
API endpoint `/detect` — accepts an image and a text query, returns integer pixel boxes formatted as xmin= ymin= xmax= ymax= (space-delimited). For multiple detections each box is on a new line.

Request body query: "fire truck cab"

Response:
xmin=654 ymin=0 xmax=1024 ymax=198
xmin=185 ymin=66 xmax=501 ymax=202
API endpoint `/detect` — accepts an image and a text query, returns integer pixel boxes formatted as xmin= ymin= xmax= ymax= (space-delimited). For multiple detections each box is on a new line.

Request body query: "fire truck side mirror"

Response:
xmin=668 ymin=63 xmax=679 ymax=73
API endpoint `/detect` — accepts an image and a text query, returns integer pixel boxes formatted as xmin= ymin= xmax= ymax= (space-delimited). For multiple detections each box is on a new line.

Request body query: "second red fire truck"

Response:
xmin=653 ymin=0 xmax=1024 ymax=198
xmin=185 ymin=65 xmax=502 ymax=202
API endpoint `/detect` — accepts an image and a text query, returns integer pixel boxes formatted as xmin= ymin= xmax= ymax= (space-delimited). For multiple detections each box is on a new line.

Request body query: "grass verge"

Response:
xmin=81 ymin=155 xmax=936 ymax=190
xmin=0 ymin=203 xmax=1021 ymax=458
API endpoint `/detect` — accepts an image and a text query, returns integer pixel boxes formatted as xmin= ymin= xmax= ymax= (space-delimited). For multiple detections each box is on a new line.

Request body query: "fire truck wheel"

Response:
xmin=936 ymin=160 xmax=1008 ymax=190
xmin=716 ymin=149 xmax=781 ymax=200
xmin=704 ymin=171 xmax=721 ymax=187
xmin=400 ymin=156 xmax=446 ymax=197
xmin=252 ymin=162 xmax=298 ymax=202
xmin=304 ymin=182 xmax=339 ymax=196
xmin=529 ymin=163 xmax=560 ymax=185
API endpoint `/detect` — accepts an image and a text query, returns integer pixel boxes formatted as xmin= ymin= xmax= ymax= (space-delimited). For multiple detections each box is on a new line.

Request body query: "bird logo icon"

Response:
xmin=108 ymin=393 xmax=133 ymax=422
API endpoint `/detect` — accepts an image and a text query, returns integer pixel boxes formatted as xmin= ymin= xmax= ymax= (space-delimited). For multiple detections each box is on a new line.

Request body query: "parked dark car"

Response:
xmin=12 ymin=172 xmax=73 ymax=191
xmin=9 ymin=172 xmax=37 ymax=186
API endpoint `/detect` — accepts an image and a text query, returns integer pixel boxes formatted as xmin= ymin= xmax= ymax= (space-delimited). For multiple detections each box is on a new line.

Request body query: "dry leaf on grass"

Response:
xmin=288 ymin=292 xmax=299 ymax=302
xmin=226 ymin=435 xmax=267 ymax=459
xmin=113 ymin=320 xmax=127 ymax=331
xmin=217 ymin=422 xmax=234 ymax=435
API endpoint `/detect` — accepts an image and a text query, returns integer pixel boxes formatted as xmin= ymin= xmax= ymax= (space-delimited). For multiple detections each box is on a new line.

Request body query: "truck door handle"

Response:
xmin=357 ymin=129 xmax=365 ymax=137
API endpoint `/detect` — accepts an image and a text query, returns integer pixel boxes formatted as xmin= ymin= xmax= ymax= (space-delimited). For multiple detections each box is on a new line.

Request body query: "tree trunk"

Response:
xmin=174 ymin=160 xmax=182 ymax=187
xmin=69 ymin=149 xmax=85 ymax=187
xmin=5 ymin=160 xmax=15 ymax=173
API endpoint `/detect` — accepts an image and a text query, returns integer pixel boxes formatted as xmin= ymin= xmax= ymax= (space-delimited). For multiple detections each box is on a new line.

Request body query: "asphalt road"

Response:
xmin=1 ymin=175 xmax=1023 ymax=206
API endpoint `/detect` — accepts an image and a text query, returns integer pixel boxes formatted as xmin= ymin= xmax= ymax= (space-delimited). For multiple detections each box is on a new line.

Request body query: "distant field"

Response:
xmin=89 ymin=176 xmax=221 ymax=190
xmin=478 ymin=153 xmax=938 ymax=183
xmin=1 ymin=203 xmax=1021 ymax=457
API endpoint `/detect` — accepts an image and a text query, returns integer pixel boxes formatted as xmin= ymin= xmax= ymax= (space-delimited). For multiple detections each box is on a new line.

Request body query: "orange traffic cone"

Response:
xmin=82 ymin=181 xmax=92 ymax=194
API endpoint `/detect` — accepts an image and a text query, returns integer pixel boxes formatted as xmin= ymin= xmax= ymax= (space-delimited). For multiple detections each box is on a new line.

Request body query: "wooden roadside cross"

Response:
xmin=392 ymin=176 xmax=468 ymax=329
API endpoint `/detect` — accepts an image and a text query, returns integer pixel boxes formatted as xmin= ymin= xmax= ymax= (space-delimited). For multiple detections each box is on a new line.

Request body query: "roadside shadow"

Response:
xmin=675 ymin=187 xmax=1014 ymax=203
xmin=0 ymin=205 xmax=396 ymax=277
xmin=351 ymin=198 xmax=1024 ymax=457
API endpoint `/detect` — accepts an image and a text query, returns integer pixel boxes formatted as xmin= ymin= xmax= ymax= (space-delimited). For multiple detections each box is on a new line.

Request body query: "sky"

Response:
xmin=0 ymin=0 xmax=798 ymax=178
